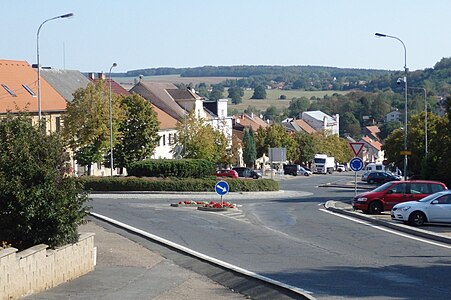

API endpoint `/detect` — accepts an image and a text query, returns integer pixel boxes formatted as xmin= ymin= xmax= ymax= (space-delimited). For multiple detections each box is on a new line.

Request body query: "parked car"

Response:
xmin=366 ymin=171 xmax=399 ymax=184
xmin=352 ymin=180 xmax=448 ymax=214
xmin=391 ymin=190 xmax=451 ymax=226
xmin=283 ymin=164 xmax=312 ymax=176
xmin=337 ymin=164 xmax=347 ymax=172
xmin=215 ymin=169 xmax=238 ymax=179
xmin=232 ymin=167 xmax=261 ymax=179
xmin=361 ymin=171 xmax=371 ymax=182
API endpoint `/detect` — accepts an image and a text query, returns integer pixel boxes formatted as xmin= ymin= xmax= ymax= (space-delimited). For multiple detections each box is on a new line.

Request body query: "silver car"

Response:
xmin=391 ymin=190 xmax=451 ymax=226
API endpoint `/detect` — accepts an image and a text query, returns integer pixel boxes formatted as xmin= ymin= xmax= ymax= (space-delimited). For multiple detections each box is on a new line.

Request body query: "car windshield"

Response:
xmin=418 ymin=191 xmax=449 ymax=202
xmin=372 ymin=181 xmax=395 ymax=192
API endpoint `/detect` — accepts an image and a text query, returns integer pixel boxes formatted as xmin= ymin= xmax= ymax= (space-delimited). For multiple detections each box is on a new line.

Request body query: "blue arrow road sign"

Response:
xmin=349 ymin=157 xmax=364 ymax=172
xmin=215 ymin=181 xmax=229 ymax=196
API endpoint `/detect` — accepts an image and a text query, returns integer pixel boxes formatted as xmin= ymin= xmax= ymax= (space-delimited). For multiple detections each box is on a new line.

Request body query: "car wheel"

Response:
xmin=252 ymin=174 xmax=258 ymax=179
xmin=368 ymin=201 xmax=383 ymax=214
xmin=368 ymin=179 xmax=375 ymax=184
xmin=304 ymin=172 xmax=309 ymax=176
xmin=409 ymin=211 xmax=427 ymax=226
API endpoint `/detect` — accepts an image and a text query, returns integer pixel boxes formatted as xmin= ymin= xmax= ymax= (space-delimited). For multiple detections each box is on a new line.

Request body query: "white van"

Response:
xmin=365 ymin=162 xmax=384 ymax=172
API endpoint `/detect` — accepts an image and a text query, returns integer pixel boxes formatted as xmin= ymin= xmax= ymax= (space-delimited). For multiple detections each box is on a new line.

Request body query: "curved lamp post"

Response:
xmin=109 ymin=63 xmax=117 ymax=176
xmin=375 ymin=32 xmax=408 ymax=180
xmin=36 ymin=13 xmax=74 ymax=125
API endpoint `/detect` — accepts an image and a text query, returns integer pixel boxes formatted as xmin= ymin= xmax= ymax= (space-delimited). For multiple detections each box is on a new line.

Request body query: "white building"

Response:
xmin=301 ymin=110 xmax=339 ymax=135
xmin=386 ymin=110 xmax=402 ymax=122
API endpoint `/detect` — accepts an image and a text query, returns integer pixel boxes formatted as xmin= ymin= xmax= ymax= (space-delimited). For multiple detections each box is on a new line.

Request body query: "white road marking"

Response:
xmin=319 ymin=208 xmax=451 ymax=249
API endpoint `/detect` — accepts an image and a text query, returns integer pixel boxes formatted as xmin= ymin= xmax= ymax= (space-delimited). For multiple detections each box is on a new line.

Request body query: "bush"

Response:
xmin=0 ymin=115 xmax=90 ymax=251
xmin=79 ymin=176 xmax=279 ymax=192
xmin=127 ymin=159 xmax=215 ymax=178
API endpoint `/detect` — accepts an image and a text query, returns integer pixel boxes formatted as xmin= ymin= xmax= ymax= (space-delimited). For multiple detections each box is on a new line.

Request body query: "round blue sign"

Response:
xmin=215 ymin=181 xmax=229 ymax=196
xmin=349 ymin=157 xmax=364 ymax=172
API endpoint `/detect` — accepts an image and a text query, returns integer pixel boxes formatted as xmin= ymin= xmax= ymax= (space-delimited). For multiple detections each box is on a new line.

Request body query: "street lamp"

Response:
xmin=409 ymin=87 xmax=428 ymax=158
xmin=375 ymin=32 xmax=408 ymax=180
xmin=36 ymin=13 xmax=74 ymax=125
xmin=109 ymin=63 xmax=117 ymax=176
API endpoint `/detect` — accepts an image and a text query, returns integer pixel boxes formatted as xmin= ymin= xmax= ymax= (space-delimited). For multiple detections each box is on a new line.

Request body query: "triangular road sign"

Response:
xmin=349 ymin=142 xmax=365 ymax=157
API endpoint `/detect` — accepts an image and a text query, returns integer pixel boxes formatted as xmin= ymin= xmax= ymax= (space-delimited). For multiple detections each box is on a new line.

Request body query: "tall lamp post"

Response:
xmin=409 ymin=87 xmax=428 ymax=158
xmin=37 ymin=13 xmax=74 ymax=125
xmin=108 ymin=63 xmax=117 ymax=177
xmin=375 ymin=32 xmax=408 ymax=180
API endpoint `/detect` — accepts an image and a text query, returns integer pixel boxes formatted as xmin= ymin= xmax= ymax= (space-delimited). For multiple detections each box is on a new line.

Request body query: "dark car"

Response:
xmin=366 ymin=171 xmax=400 ymax=184
xmin=215 ymin=169 xmax=238 ymax=179
xmin=232 ymin=167 xmax=261 ymax=179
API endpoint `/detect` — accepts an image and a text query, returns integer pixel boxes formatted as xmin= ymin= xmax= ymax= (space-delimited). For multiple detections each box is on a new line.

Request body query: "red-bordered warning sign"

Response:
xmin=349 ymin=142 xmax=365 ymax=157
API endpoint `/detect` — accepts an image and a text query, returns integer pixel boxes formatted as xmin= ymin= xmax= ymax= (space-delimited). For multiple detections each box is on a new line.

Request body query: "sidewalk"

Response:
xmin=24 ymin=218 xmax=247 ymax=300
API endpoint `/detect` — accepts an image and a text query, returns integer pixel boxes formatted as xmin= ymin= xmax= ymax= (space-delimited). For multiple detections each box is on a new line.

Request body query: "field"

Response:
xmin=115 ymin=74 xmax=347 ymax=114
xmin=231 ymin=89 xmax=347 ymax=113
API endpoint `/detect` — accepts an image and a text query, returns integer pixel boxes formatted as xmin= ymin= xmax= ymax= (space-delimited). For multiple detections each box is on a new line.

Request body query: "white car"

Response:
xmin=299 ymin=166 xmax=313 ymax=176
xmin=337 ymin=164 xmax=347 ymax=172
xmin=391 ymin=190 xmax=451 ymax=226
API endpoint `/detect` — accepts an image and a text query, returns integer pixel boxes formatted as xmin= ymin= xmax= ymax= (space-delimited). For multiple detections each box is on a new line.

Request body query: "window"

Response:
xmin=22 ymin=84 xmax=36 ymax=97
xmin=163 ymin=134 xmax=166 ymax=146
xmin=168 ymin=133 xmax=173 ymax=145
xmin=56 ymin=117 xmax=61 ymax=132
xmin=2 ymin=84 xmax=16 ymax=96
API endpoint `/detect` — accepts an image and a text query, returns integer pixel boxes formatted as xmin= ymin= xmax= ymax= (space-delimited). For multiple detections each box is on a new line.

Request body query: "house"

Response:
xmin=360 ymin=136 xmax=384 ymax=163
xmin=40 ymin=69 xmax=90 ymax=102
xmin=281 ymin=118 xmax=316 ymax=134
xmin=232 ymin=113 xmax=269 ymax=141
xmin=87 ymin=72 xmax=131 ymax=96
xmin=0 ymin=59 xmax=67 ymax=134
xmin=362 ymin=125 xmax=381 ymax=142
xmin=301 ymin=110 xmax=339 ymax=135
xmin=151 ymin=105 xmax=178 ymax=159
xmin=130 ymin=81 xmax=233 ymax=155
xmin=386 ymin=110 xmax=402 ymax=122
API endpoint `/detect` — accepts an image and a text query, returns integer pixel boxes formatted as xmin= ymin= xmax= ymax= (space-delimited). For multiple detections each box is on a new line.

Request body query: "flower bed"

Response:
xmin=197 ymin=201 xmax=236 ymax=211
xmin=170 ymin=200 xmax=209 ymax=207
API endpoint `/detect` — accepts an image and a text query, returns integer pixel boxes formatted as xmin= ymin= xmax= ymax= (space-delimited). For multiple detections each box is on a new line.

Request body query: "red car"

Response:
xmin=215 ymin=169 xmax=238 ymax=179
xmin=352 ymin=180 xmax=447 ymax=214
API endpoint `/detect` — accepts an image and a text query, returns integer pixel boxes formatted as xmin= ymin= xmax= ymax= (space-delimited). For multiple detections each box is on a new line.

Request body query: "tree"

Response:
xmin=288 ymin=97 xmax=310 ymax=117
xmin=0 ymin=115 xmax=89 ymax=250
xmin=251 ymin=85 xmax=267 ymax=99
xmin=294 ymin=132 xmax=316 ymax=164
xmin=112 ymin=94 xmax=160 ymax=174
xmin=255 ymin=124 xmax=298 ymax=161
xmin=175 ymin=112 xmax=229 ymax=163
xmin=340 ymin=112 xmax=361 ymax=138
xmin=242 ymin=128 xmax=257 ymax=167
xmin=228 ymin=86 xmax=244 ymax=104
xmin=209 ymin=85 xmax=224 ymax=101
xmin=63 ymin=81 xmax=124 ymax=175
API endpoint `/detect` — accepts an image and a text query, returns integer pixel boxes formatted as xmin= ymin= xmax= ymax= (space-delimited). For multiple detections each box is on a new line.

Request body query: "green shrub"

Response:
xmin=0 ymin=115 xmax=90 ymax=251
xmin=127 ymin=159 xmax=215 ymax=178
xmin=79 ymin=176 xmax=279 ymax=192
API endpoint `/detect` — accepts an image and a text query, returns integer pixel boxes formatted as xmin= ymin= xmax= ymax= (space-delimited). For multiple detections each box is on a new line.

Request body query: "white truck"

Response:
xmin=313 ymin=154 xmax=335 ymax=174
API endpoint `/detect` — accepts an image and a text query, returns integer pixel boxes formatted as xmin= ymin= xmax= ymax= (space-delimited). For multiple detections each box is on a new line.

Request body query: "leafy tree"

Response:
xmin=242 ymin=128 xmax=257 ymax=167
xmin=255 ymin=124 xmax=297 ymax=161
xmin=63 ymin=81 xmax=124 ymax=175
xmin=379 ymin=121 xmax=402 ymax=140
xmin=340 ymin=111 xmax=361 ymax=138
xmin=112 ymin=94 xmax=160 ymax=174
xmin=0 ymin=115 xmax=89 ymax=250
xmin=175 ymin=112 xmax=229 ymax=163
xmin=294 ymin=132 xmax=316 ymax=164
xmin=228 ymin=86 xmax=244 ymax=104
xmin=251 ymin=85 xmax=267 ymax=99
xmin=209 ymin=85 xmax=224 ymax=101
xmin=311 ymin=132 xmax=353 ymax=163
xmin=288 ymin=97 xmax=310 ymax=117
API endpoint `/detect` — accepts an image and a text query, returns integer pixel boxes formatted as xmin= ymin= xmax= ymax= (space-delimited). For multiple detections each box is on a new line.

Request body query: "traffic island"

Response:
xmin=170 ymin=200 xmax=209 ymax=207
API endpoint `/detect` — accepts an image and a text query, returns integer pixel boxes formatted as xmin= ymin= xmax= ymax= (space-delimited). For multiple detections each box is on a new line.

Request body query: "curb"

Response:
xmin=325 ymin=201 xmax=451 ymax=245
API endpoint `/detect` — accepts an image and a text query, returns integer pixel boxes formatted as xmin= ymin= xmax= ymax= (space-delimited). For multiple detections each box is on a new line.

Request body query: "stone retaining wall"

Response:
xmin=0 ymin=233 xmax=95 ymax=300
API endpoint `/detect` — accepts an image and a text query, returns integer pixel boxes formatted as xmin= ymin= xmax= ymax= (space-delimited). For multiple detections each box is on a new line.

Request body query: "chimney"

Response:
xmin=88 ymin=72 xmax=95 ymax=80
xmin=98 ymin=73 xmax=106 ymax=80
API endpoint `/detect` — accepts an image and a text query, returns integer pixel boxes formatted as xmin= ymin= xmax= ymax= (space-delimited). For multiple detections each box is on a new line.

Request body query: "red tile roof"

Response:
xmin=90 ymin=78 xmax=130 ymax=96
xmin=293 ymin=119 xmax=316 ymax=134
xmin=0 ymin=60 xmax=67 ymax=113
xmin=361 ymin=136 xmax=382 ymax=151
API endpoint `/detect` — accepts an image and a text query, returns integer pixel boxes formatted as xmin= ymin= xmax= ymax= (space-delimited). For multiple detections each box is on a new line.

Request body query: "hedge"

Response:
xmin=127 ymin=159 xmax=215 ymax=178
xmin=79 ymin=176 xmax=279 ymax=192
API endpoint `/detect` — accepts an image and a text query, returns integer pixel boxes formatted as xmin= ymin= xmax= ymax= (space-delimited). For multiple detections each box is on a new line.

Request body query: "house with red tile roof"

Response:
xmin=362 ymin=125 xmax=381 ymax=142
xmin=360 ymin=136 xmax=385 ymax=163
xmin=88 ymin=73 xmax=131 ymax=96
xmin=0 ymin=59 xmax=67 ymax=134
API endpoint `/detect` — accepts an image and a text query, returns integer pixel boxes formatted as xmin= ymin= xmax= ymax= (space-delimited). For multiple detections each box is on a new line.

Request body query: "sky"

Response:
xmin=3 ymin=1 xmax=451 ymax=73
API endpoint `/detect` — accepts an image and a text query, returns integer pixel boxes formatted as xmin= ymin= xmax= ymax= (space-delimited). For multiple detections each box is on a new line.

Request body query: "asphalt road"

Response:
xmin=90 ymin=172 xmax=451 ymax=299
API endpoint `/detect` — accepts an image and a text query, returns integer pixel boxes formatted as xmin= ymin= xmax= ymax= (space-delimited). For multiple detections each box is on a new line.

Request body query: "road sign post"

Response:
xmin=349 ymin=157 xmax=364 ymax=196
xmin=215 ymin=181 xmax=229 ymax=206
